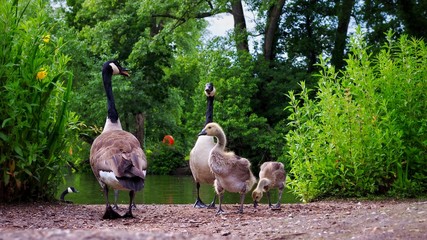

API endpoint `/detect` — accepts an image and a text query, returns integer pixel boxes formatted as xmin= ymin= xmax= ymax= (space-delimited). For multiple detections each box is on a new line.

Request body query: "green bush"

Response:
xmin=147 ymin=143 xmax=186 ymax=175
xmin=0 ymin=1 xmax=77 ymax=202
xmin=285 ymin=29 xmax=427 ymax=202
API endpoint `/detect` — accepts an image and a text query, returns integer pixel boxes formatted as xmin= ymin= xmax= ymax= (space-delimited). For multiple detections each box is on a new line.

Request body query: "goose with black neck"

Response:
xmin=90 ymin=60 xmax=147 ymax=219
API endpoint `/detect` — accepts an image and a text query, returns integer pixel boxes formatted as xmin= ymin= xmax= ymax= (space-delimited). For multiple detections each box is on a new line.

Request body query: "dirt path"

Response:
xmin=1 ymin=200 xmax=426 ymax=239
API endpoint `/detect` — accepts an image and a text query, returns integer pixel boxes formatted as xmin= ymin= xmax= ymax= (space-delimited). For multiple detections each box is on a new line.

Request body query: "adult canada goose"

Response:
xmin=60 ymin=186 xmax=78 ymax=203
xmin=252 ymin=161 xmax=286 ymax=209
xmin=189 ymin=83 xmax=217 ymax=208
xmin=90 ymin=60 xmax=147 ymax=219
xmin=199 ymin=122 xmax=256 ymax=214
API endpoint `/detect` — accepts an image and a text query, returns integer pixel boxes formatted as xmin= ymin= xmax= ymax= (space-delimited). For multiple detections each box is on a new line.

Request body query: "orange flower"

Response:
xmin=36 ymin=68 xmax=47 ymax=80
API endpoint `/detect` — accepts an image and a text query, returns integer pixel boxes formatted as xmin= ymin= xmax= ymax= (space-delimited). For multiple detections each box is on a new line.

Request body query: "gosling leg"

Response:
xmin=273 ymin=186 xmax=284 ymax=209
xmin=238 ymin=193 xmax=246 ymax=214
xmin=266 ymin=191 xmax=272 ymax=208
xmin=216 ymin=194 xmax=225 ymax=215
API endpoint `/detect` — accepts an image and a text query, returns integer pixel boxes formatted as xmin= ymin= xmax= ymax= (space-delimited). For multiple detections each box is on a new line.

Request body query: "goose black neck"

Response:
xmin=204 ymin=96 xmax=214 ymax=127
xmin=60 ymin=189 xmax=68 ymax=201
xmin=102 ymin=69 xmax=119 ymax=123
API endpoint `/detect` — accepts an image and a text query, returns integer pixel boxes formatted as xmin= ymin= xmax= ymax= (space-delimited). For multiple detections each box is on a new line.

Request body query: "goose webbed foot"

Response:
xmin=103 ymin=205 xmax=122 ymax=219
xmin=122 ymin=211 xmax=134 ymax=218
xmin=253 ymin=201 xmax=258 ymax=209
xmin=207 ymin=195 xmax=217 ymax=209
xmin=271 ymin=203 xmax=282 ymax=211
xmin=215 ymin=208 xmax=225 ymax=215
xmin=193 ymin=198 xmax=207 ymax=208
xmin=207 ymin=202 xmax=216 ymax=209
xmin=237 ymin=206 xmax=244 ymax=214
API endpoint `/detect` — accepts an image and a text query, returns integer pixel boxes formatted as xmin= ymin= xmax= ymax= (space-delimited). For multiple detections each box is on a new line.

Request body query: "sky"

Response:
xmin=205 ymin=1 xmax=257 ymax=37
xmin=206 ymin=13 xmax=235 ymax=37
xmin=204 ymin=5 xmax=259 ymax=52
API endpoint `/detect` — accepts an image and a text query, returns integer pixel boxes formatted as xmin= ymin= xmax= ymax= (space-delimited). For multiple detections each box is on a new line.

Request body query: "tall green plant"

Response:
xmin=0 ymin=0 xmax=76 ymax=202
xmin=285 ymin=29 xmax=426 ymax=202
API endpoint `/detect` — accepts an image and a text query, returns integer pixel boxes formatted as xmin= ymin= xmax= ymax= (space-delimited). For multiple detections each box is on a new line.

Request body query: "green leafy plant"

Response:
xmin=147 ymin=143 xmax=186 ymax=175
xmin=285 ymin=29 xmax=427 ymax=202
xmin=0 ymin=1 xmax=77 ymax=202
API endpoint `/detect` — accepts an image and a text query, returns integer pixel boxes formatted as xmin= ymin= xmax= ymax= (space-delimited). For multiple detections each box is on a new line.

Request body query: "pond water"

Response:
xmin=58 ymin=172 xmax=300 ymax=205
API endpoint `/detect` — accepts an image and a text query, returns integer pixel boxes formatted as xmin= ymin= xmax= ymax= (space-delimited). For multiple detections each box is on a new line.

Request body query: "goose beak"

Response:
xmin=198 ymin=129 xmax=207 ymax=136
xmin=120 ymin=69 xmax=130 ymax=77
xmin=204 ymin=83 xmax=215 ymax=96
xmin=205 ymin=83 xmax=213 ymax=93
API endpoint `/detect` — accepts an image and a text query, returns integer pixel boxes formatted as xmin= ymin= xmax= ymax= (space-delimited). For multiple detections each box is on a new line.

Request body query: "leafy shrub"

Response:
xmin=147 ymin=143 xmax=186 ymax=175
xmin=285 ymin=29 xmax=427 ymax=202
xmin=0 ymin=1 xmax=77 ymax=202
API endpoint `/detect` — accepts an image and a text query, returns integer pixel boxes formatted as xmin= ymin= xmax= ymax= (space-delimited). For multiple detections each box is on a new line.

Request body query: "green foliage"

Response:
xmin=285 ymin=29 xmax=427 ymax=202
xmin=147 ymin=143 xmax=186 ymax=175
xmin=0 ymin=0 xmax=77 ymax=202
xmin=183 ymin=45 xmax=275 ymax=171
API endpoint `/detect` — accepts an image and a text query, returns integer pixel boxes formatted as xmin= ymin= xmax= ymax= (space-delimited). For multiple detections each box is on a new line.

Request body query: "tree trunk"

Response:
xmin=331 ymin=0 xmax=355 ymax=71
xmin=396 ymin=0 xmax=427 ymax=39
xmin=231 ymin=0 xmax=249 ymax=53
xmin=263 ymin=0 xmax=286 ymax=62
xmin=305 ymin=0 xmax=317 ymax=73
xmin=135 ymin=113 xmax=145 ymax=150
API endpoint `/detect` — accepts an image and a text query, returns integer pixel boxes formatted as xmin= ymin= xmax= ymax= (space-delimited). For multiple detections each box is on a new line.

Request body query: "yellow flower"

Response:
xmin=42 ymin=34 xmax=50 ymax=43
xmin=36 ymin=68 xmax=47 ymax=80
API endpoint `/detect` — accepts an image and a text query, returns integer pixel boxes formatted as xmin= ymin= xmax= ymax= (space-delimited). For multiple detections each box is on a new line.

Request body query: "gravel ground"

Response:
xmin=0 ymin=200 xmax=426 ymax=239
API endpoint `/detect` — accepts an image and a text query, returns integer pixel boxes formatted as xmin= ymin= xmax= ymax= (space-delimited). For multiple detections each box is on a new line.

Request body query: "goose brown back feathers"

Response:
xmin=90 ymin=130 xmax=146 ymax=191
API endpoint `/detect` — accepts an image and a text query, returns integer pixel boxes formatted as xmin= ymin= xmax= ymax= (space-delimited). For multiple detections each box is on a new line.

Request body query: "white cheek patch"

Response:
xmin=99 ymin=171 xmax=127 ymax=190
xmin=205 ymin=87 xmax=216 ymax=97
xmin=67 ymin=187 xmax=73 ymax=193
xmin=109 ymin=62 xmax=120 ymax=75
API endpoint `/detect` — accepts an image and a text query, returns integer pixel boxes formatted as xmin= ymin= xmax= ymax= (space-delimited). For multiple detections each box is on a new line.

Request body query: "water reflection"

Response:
xmin=58 ymin=172 xmax=299 ymax=205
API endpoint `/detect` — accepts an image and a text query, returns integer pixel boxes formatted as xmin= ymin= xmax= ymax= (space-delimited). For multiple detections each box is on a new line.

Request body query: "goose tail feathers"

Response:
xmin=117 ymin=177 xmax=145 ymax=192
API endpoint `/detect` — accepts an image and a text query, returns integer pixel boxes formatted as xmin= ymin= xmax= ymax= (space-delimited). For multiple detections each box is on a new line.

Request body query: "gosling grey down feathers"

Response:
xmin=199 ymin=122 xmax=256 ymax=214
xmin=252 ymin=161 xmax=286 ymax=209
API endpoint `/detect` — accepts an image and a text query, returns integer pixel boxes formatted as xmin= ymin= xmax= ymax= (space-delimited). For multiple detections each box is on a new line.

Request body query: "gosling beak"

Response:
xmin=253 ymin=201 xmax=258 ymax=208
xmin=198 ymin=129 xmax=207 ymax=136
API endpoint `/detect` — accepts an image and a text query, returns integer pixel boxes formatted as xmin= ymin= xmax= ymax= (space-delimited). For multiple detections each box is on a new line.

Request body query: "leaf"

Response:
xmin=0 ymin=132 xmax=9 ymax=142
xmin=23 ymin=169 xmax=33 ymax=177
xmin=2 ymin=118 xmax=12 ymax=128
xmin=14 ymin=145 xmax=23 ymax=157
